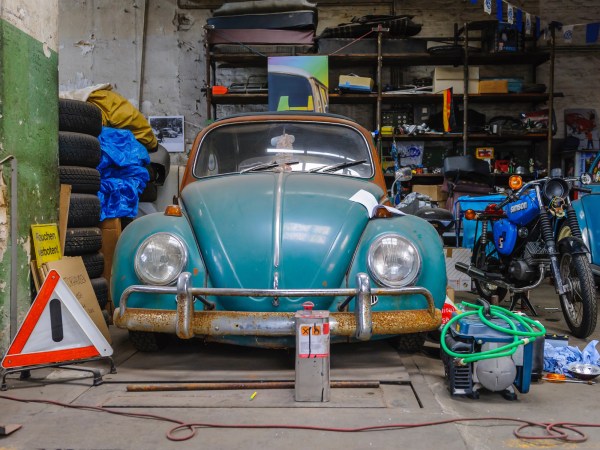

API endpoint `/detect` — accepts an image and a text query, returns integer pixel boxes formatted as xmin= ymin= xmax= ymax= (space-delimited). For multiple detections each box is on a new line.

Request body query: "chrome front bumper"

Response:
xmin=113 ymin=272 xmax=441 ymax=341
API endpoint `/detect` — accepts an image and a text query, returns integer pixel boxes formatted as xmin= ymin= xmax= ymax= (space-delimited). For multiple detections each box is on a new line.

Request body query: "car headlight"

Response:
xmin=135 ymin=233 xmax=188 ymax=285
xmin=367 ymin=234 xmax=421 ymax=287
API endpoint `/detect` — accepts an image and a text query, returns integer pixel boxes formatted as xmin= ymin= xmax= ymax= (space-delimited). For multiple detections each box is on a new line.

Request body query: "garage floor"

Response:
xmin=1 ymin=283 xmax=599 ymax=449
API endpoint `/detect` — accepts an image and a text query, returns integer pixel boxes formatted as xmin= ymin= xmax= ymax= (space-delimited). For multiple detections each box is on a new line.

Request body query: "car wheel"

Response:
xmin=60 ymin=166 xmax=101 ymax=194
xmin=59 ymin=131 xmax=102 ymax=168
xmin=64 ymin=227 xmax=102 ymax=255
xmin=129 ymin=330 xmax=169 ymax=352
xmin=139 ymin=181 xmax=158 ymax=202
xmin=68 ymin=194 xmax=101 ymax=228
xmin=90 ymin=277 xmax=108 ymax=310
xmin=59 ymin=99 xmax=102 ymax=137
xmin=388 ymin=332 xmax=426 ymax=353
xmin=80 ymin=252 xmax=105 ymax=279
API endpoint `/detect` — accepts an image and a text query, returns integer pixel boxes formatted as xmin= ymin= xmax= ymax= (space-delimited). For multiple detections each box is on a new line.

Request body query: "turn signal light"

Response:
xmin=164 ymin=205 xmax=183 ymax=217
xmin=373 ymin=205 xmax=393 ymax=218
xmin=464 ymin=209 xmax=476 ymax=220
xmin=508 ymin=175 xmax=523 ymax=190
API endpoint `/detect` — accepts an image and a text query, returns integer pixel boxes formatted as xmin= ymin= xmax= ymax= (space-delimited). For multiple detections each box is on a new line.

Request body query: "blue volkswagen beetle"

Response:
xmin=112 ymin=112 xmax=446 ymax=351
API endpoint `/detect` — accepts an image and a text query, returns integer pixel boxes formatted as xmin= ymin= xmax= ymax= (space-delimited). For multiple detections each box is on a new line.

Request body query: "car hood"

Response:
xmin=181 ymin=172 xmax=382 ymax=296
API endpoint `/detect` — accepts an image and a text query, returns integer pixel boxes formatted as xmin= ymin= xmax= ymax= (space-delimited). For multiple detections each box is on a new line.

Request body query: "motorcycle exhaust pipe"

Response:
xmin=455 ymin=262 xmax=546 ymax=294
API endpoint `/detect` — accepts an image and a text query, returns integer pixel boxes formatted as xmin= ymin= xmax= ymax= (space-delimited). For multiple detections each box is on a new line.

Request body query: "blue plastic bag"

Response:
xmin=543 ymin=340 xmax=599 ymax=376
xmin=97 ymin=127 xmax=150 ymax=220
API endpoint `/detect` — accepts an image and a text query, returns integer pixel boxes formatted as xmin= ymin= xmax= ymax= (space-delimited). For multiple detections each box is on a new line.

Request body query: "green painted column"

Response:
xmin=0 ymin=2 xmax=59 ymax=354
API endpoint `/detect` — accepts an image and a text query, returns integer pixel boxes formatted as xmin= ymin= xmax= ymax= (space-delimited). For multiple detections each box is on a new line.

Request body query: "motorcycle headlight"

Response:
xmin=135 ymin=233 xmax=188 ymax=285
xmin=367 ymin=234 xmax=421 ymax=287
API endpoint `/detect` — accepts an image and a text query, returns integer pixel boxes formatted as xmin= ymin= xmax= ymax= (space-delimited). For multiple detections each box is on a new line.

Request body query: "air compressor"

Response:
xmin=441 ymin=300 xmax=545 ymax=400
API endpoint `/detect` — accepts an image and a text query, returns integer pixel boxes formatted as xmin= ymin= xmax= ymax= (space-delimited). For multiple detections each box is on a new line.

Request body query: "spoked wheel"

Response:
xmin=559 ymin=252 xmax=597 ymax=338
xmin=472 ymin=233 xmax=508 ymax=302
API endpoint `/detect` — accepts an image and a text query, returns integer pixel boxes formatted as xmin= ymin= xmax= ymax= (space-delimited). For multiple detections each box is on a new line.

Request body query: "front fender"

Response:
xmin=111 ymin=212 xmax=207 ymax=310
xmin=347 ymin=214 xmax=446 ymax=312
xmin=558 ymin=235 xmax=590 ymax=256
xmin=574 ymin=193 xmax=600 ymax=264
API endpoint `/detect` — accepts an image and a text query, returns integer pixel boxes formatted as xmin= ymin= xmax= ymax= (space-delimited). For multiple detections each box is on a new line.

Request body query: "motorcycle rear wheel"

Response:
xmin=559 ymin=252 xmax=597 ymax=338
xmin=472 ymin=233 xmax=508 ymax=302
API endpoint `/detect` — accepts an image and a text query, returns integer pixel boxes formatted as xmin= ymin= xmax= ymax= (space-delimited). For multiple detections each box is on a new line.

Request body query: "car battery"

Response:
xmin=295 ymin=302 xmax=330 ymax=402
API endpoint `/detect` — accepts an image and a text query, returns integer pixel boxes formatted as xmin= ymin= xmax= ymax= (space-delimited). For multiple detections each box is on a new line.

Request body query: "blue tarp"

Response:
xmin=97 ymin=127 xmax=150 ymax=220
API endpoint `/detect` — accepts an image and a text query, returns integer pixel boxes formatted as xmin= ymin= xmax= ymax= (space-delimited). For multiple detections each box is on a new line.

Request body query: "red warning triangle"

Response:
xmin=2 ymin=270 xmax=113 ymax=369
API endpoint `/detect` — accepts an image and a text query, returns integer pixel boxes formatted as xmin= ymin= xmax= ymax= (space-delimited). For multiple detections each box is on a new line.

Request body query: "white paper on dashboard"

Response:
xmin=349 ymin=190 xmax=406 ymax=218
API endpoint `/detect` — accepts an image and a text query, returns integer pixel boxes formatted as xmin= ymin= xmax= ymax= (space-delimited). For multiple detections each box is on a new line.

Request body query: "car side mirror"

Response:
xmin=395 ymin=167 xmax=413 ymax=182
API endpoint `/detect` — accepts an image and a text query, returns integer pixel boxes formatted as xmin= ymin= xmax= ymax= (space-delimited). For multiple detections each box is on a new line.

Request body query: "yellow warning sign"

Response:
xmin=31 ymin=223 xmax=62 ymax=268
xmin=301 ymin=326 xmax=311 ymax=336
xmin=312 ymin=325 xmax=321 ymax=335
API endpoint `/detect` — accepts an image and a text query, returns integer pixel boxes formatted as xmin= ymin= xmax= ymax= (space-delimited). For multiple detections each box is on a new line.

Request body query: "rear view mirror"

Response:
xmin=395 ymin=167 xmax=413 ymax=182
xmin=581 ymin=173 xmax=592 ymax=185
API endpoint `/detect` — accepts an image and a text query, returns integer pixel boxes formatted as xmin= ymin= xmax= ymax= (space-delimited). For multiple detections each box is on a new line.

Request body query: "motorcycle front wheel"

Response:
xmin=559 ymin=252 xmax=597 ymax=338
xmin=472 ymin=233 xmax=508 ymax=302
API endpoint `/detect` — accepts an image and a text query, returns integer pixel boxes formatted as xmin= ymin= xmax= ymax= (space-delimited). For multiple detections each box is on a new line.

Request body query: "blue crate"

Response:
xmin=454 ymin=194 xmax=506 ymax=249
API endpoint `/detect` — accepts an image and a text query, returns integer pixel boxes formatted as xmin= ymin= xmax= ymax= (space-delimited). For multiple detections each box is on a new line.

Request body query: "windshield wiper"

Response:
xmin=240 ymin=160 xmax=299 ymax=174
xmin=309 ymin=159 xmax=367 ymax=173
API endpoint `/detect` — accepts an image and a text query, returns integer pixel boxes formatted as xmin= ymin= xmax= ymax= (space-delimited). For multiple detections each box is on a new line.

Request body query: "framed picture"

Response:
xmin=148 ymin=115 xmax=185 ymax=153
xmin=268 ymin=56 xmax=329 ymax=113
xmin=565 ymin=108 xmax=598 ymax=151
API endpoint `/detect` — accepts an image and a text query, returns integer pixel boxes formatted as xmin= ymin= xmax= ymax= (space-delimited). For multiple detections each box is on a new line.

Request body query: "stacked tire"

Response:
xmin=59 ymin=99 xmax=108 ymax=311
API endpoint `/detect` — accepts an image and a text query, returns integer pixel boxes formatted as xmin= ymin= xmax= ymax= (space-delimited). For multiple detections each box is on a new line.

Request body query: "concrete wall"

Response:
xmin=0 ymin=0 xmax=59 ymax=353
xmin=538 ymin=1 xmax=600 ymax=140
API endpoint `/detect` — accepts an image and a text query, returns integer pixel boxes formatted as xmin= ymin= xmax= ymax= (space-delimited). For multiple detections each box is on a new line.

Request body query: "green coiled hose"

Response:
xmin=440 ymin=301 xmax=546 ymax=365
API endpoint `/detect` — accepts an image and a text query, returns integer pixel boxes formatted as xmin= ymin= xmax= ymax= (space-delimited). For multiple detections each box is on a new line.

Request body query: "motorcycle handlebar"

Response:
xmin=494 ymin=176 xmax=589 ymax=211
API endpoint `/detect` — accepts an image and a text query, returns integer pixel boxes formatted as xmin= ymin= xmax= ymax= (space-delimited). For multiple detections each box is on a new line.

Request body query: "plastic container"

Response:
xmin=454 ymin=193 xmax=506 ymax=249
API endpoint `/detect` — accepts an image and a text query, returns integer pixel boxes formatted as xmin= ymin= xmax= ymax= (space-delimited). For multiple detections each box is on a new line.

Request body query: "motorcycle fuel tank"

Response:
xmin=505 ymin=190 xmax=539 ymax=226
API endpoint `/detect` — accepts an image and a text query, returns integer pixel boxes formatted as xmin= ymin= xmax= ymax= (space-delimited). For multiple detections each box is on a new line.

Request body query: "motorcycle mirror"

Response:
xmin=395 ymin=167 xmax=413 ymax=182
xmin=580 ymin=173 xmax=592 ymax=185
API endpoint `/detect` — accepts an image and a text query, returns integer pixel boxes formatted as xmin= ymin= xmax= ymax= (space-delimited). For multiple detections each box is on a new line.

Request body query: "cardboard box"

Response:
xmin=433 ymin=66 xmax=479 ymax=95
xmin=444 ymin=247 xmax=472 ymax=292
xmin=478 ymin=79 xmax=509 ymax=94
xmin=100 ymin=218 xmax=122 ymax=314
xmin=338 ymin=75 xmax=374 ymax=92
xmin=412 ymin=184 xmax=447 ymax=202
xmin=43 ymin=257 xmax=112 ymax=343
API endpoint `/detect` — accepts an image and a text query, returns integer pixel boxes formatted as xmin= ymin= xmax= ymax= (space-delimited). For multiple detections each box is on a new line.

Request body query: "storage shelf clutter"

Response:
xmin=204 ymin=9 xmax=559 ymax=208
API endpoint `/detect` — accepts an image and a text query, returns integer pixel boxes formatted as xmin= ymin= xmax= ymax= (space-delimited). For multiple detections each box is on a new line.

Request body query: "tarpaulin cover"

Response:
xmin=98 ymin=127 xmax=150 ymax=220
xmin=88 ymin=88 xmax=158 ymax=152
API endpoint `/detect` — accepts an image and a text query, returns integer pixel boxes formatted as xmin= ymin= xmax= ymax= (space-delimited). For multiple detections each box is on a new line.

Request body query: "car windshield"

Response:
xmin=193 ymin=121 xmax=374 ymax=178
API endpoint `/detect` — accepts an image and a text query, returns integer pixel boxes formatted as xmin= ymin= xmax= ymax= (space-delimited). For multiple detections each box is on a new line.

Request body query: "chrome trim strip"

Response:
xmin=273 ymin=170 xmax=284 ymax=269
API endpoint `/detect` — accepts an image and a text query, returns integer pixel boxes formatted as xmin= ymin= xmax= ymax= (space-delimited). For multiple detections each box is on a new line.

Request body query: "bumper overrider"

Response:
xmin=113 ymin=272 xmax=442 ymax=341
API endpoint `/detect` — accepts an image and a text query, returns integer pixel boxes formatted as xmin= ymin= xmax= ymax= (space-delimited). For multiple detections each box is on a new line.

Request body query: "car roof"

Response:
xmin=214 ymin=111 xmax=357 ymax=123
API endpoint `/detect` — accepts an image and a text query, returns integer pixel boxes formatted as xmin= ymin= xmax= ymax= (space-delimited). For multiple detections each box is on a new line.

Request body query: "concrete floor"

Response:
xmin=1 ymin=282 xmax=599 ymax=449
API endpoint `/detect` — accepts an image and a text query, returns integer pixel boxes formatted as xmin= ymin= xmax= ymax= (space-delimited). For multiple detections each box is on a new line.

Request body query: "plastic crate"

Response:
xmin=454 ymin=193 xmax=506 ymax=249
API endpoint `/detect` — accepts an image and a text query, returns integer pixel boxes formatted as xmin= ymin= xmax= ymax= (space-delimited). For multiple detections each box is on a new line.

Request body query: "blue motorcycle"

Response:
xmin=456 ymin=174 xmax=597 ymax=338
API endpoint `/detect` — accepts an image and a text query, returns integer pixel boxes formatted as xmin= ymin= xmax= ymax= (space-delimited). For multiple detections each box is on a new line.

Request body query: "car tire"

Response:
xmin=68 ymin=194 xmax=101 ymax=228
xmin=59 ymin=131 xmax=102 ymax=168
xmin=388 ymin=332 xmax=427 ymax=353
xmin=64 ymin=227 xmax=102 ymax=255
xmin=80 ymin=252 xmax=105 ymax=279
xmin=129 ymin=330 xmax=169 ymax=352
xmin=90 ymin=277 xmax=108 ymax=310
xmin=59 ymin=99 xmax=103 ymax=137
xmin=139 ymin=181 xmax=158 ymax=202
xmin=59 ymin=166 xmax=101 ymax=194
